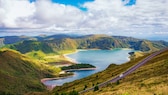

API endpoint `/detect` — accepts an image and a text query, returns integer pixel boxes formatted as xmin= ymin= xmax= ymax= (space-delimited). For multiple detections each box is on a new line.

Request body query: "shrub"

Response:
xmin=94 ymin=85 xmax=99 ymax=91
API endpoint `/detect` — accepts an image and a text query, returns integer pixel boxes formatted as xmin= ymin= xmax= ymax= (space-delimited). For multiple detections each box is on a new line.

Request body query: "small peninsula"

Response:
xmin=61 ymin=64 xmax=96 ymax=71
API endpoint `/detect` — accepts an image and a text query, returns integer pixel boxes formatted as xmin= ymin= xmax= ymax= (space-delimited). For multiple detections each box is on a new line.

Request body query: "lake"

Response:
xmin=43 ymin=49 xmax=133 ymax=86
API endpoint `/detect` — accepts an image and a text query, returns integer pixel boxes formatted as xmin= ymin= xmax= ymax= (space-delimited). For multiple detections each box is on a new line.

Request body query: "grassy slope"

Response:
xmin=0 ymin=49 xmax=60 ymax=95
xmin=5 ymin=39 xmax=77 ymax=64
xmin=52 ymin=52 xmax=150 ymax=93
xmin=52 ymin=49 xmax=168 ymax=95
xmin=85 ymin=49 xmax=168 ymax=95
xmin=25 ymin=50 xmax=72 ymax=64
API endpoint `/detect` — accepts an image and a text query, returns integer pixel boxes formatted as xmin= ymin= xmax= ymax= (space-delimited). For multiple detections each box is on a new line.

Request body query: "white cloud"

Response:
xmin=0 ymin=0 xmax=168 ymax=38
xmin=0 ymin=0 xmax=35 ymax=28
xmin=31 ymin=1 xmax=82 ymax=27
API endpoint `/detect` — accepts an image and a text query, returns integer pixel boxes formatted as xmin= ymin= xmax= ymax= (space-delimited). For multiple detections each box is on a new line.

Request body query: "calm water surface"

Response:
xmin=44 ymin=49 xmax=133 ymax=86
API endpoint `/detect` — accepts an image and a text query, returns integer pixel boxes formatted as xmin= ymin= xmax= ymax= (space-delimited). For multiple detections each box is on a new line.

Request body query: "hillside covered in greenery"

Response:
xmin=0 ymin=34 xmax=168 ymax=95
xmin=1 ymin=34 xmax=168 ymax=54
xmin=0 ymin=49 xmax=60 ymax=95
xmin=85 ymin=49 xmax=168 ymax=95
xmin=52 ymin=49 xmax=168 ymax=95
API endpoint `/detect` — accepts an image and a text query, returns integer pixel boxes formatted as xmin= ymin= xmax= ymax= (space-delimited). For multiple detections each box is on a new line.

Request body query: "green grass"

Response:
xmin=52 ymin=49 xmax=168 ymax=95
xmin=0 ymin=49 xmax=61 ymax=95
xmin=26 ymin=50 xmax=56 ymax=63
xmin=57 ymin=49 xmax=76 ymax=55
xmin=25 ymin=50 xmax=75 ymax=65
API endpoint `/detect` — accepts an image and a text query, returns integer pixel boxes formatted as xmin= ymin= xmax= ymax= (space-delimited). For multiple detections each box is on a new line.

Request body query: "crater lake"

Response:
xmin=43 ymin=49 xmax=133 ymax=86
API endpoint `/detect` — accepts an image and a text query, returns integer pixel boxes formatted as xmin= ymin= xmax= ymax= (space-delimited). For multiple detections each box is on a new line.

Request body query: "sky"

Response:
xmin=0 ymin=0 xmax=168 ymax=40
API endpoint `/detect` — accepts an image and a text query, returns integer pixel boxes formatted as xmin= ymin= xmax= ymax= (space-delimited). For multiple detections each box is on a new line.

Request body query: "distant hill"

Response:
xmin=6 ymin=38 xmax=77 ymax=54
xmin=8 ymin=40 xmax=54 ymax=54
xmin=0 ymin=34 xmax=79 ymax=44
xmin=1 ymin=34 xmax=168 ymax=53
xmin=1 ymin=36 xmax=37 ymax=44
xmin=52 ymin=49 xmax=168 ymax=95
xmin=0 ymin=49 xmax=60 ymax=95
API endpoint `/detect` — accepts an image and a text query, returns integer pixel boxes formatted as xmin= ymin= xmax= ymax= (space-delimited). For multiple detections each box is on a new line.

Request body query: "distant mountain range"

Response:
xmin=0 ymin=34 xmax=168 ymax=53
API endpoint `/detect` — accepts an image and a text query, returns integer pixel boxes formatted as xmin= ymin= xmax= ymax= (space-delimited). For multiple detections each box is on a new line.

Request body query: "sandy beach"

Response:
xmin=63 ymin=49 xmax=95 ymax=63
xmin=63 ymin=50 xmax=79 ymax=63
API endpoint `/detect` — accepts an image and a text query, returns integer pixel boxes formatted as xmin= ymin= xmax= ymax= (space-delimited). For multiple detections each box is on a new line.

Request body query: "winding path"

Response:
xmin=79 ymin=48 xmax=168 ymax=94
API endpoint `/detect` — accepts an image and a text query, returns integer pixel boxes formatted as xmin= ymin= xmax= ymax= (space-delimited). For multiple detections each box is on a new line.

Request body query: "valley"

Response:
xmin=0 ymin=34 xmax=168 ymax=95
xmin=0 ymin=0 xmax=167 ymax=94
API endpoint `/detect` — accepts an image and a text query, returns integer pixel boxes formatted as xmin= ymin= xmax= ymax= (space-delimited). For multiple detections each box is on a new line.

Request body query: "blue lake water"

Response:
xmin=44 ymin=49 xmax=133 ymax=86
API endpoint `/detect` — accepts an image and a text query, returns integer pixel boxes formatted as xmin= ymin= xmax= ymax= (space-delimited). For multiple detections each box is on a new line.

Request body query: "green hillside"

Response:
xmin=76 ymin=35 xmax=127 ymax=49
xmin=45 ymin=38 xmax=78 ymax=52
xmin=0 ymin=49 xmax=60 ymax=95
xmin=76 ymin=35 xmax=168 ymax=51
xmin=52 ymin=49 xmax=168 ymax=95
xmin=6 ymin=38 xmax=77 ymax=54
xmin=2 ymin=36 xmax=36 ymax=44
xmin=8 ymin=40 xmax=54 ymax=54
xmin=84 ymin=49 xmax=168 ymax=95
xmin=0 ymin=34 xmax=168 ymax=95
xmin=4 ymin=35 xmax=168 ymax=55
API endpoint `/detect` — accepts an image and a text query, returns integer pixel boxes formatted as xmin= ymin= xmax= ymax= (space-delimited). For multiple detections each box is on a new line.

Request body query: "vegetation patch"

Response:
xmin=61 ymin=64 xmax=96 ymax=71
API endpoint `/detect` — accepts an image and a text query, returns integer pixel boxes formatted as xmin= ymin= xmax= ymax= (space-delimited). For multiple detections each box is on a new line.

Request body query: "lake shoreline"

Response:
xmin=41 ymin=75 xmax=74 ymax=90
xmin=63 ymin=50 xmax=79 ymax=63
xmin=63 ymin=67 xmax=96 ymax=72
xmin=41 ymin=67 xmax=96 ymax=83
xmin=41 ymin=67 xmax=96 ymax=90
xmin=41 ymin=75 xmax=73 ymax=83
xmin=41 ymin=48 xmax=133 ymax=90
xmin=63 ymin=48 xmax=132 ymax=63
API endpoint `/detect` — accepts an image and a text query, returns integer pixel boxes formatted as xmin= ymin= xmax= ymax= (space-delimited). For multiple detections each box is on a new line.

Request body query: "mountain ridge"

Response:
xmin=1 ymin=34 xmax=168 ymax=53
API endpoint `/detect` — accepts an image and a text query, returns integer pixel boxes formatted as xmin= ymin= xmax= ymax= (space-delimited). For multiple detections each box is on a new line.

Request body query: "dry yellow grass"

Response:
xmin=83 ymin=50 xmax=168 ymax=95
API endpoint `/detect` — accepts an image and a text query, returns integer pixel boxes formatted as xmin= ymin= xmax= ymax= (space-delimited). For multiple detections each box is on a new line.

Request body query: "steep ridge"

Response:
xmin=0 ymin=49 xmax=59 ymax=95
xmin=3 ymin=34 xmax=168 ymax=54
xmin=84 ymin=48 xmax=168 ymax=95
xmin=9 ymin=40 xmax=54 ymax=54
xmin=45 ymin=38 xmax=78 ymax=51
xmin=76 ymin=35 xmax=127 ymax=49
